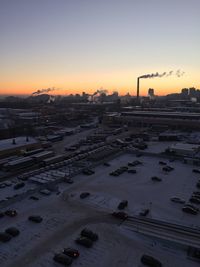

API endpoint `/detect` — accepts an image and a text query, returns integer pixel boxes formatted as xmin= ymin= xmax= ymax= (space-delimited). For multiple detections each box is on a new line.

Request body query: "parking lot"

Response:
xmin=66 ymin=153 xmax=200 ymax=227
xmin=0 ymin=151 xmax=200 ymax=266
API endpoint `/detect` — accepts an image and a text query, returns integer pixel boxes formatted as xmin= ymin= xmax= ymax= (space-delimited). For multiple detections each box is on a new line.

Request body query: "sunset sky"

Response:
xmin=0 ymin=0 xmax=199 ymax=96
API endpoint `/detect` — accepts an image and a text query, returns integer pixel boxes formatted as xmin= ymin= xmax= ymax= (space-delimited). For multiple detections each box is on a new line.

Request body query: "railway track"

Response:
xmin=123 ymin=215 xmax=200 ymax=248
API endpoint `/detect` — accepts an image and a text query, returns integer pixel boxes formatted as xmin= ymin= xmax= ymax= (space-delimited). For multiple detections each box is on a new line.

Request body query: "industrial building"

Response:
xmin=103 ymin=111 xmax=200 ymax=130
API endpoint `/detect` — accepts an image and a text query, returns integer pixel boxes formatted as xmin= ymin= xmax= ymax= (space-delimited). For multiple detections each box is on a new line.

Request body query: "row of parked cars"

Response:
xmin=110 ymin=166 xmax=128 ymax=176
xmin=109 ymin=160 xmax=143 ymax=177
xmin=53 ymin=228 xmax=99 ymax=265
xmin=182 ymin=187 xmax=200 ymax=215
xmin=109 ymin=160 xmax=142 ymax=177
xmin=82 ymin=169 xmax=95 ymax=175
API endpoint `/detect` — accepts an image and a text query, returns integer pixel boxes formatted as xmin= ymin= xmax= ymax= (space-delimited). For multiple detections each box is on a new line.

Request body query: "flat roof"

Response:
xmin=121 ymin=111 xmax=200 ymax=118
xmin=170 ymin=143 xmax=200 ymax=150
xmin=0 ymin=137 xmax=39 ymax=153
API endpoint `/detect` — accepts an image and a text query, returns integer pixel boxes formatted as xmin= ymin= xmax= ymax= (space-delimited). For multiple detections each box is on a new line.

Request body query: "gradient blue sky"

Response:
xmin=0 ymin=0 xmax=200 ymax=95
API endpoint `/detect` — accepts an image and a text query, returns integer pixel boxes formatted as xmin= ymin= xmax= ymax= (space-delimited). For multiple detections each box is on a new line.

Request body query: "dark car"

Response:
xmin=75 ymin=236 xmax=93 ymax=248
xmin=0 ymin=232 xmax=12 ymax=242
xmin=141 ymin=254 xmax=162 ymax=267
xmin=28 ymin=215 xmax=43 ymax=223
xmin=193 ymin=169 xmax=200 ymax=173
xmin=81 ymin=228 xmax=98 ymax=241
xmin=185 ymin=203 xmax=199 ymax=211
xmin=5 ymin=227 xmax=20 ymax=237
xmin=151 ymin=176 xmax=162 ymax=182
xmin=192 ymin=193 xmax=200 ymax=199
xmin=103 ymin=162 xmax=110 ymax=167
xmin=0 ymin=212 xmax=5 ymax=218
xmin=63 ymin=248 xmax=80 ymax=258
xmin=5 ymin=209 xmax=17 ymax=217
xmin=159 ymin=161 xmax=167 ymax=165
xmin=65 ymin=178 xmax=74 ymax=184
xmin=163 ymin=166 xmax=174 ymax=172
xmin=127 ymin=169 xmax=137 ymax=174
xmin=193 ymin=191 xmax=200 ymax=196
xmin=120 ymin=166 xmax=128 ymax=171
xmin=118 ymin=200 xmax=128 ymax=210
xmin=14 ymin=182 xmax=25 ymax=190
xmin=182 ymin=206 xmax=198 ymax=215
xmin=80 ymin=192 xmax=90 ymax=199
xmin=139 ymin=209 xmax=149 ymax=216
xmin=190 ymin=197 xmax=200 ymax=204
xmin=29 ymin=196 xmax=39 ymax=200
xmin=53 ymin=253 xmax=72 ymax=266
xmin=82 ymin=169 xmax=95 ymax=175
xmin=112 ymin=211 xmax=128 ymax=220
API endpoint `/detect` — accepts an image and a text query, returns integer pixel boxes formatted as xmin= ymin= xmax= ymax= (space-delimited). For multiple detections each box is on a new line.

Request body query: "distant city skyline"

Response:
xmin=1 ymin=0 xmax=200 ymax=96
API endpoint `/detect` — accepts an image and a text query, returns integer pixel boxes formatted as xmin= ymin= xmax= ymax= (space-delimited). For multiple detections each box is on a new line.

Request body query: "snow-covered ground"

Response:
xmin=0 ymin=152 xmax=199 ymax=266
xmin=67 ymin=153 xmax=200 ymax=226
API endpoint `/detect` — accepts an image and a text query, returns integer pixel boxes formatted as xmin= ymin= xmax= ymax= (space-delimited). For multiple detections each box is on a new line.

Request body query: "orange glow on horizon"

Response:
xmin=0 ymin=69 xmax=199 ymax=96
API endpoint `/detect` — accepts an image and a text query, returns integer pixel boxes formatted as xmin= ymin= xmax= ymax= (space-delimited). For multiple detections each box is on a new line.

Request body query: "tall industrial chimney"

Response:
xmin=137 ymin=77 xmax=140 ymax=98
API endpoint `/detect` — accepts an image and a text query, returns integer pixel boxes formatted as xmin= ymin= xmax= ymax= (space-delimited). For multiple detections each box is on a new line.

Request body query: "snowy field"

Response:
xmin=0 ymin=152 xmax=199 ymax=266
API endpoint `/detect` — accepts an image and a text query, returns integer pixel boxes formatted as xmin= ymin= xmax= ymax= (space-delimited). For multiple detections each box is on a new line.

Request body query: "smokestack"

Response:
xmin=137 ymin=77 xmax=140 ymax=98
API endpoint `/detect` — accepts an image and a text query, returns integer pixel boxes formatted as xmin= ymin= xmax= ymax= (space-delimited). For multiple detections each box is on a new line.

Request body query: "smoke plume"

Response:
xmin=32 ymin=87 xmax=58 ymax=95
xmin=139 ymin=70 xmax=185 ymax=79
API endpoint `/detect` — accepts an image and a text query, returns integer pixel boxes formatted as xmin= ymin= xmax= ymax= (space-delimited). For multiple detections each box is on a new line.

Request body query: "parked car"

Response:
xmin=151 ymin=176 xmax=162 ymax=182
xmin=82 ymin=169 xmax=95 ymax=175
xmin=28 ymin=215 xmax=43 ymax=223
xmin=193 ymin=169 xmax=200 ymax=173
xmin=0 ymin=183 xmax=6 ymax=188
xmin=170 ymin=197 xmax=185 ymax=204
xmin=0 ymin=232 xmax=12 ymax=242
xmin=65 ymin=178 xmax=74 ymax=184
xmin=63 ymin=248 xmax=80 ymax=258
xmin=127 ymin=169 xmax=137 ymax=174
xmin=80 ymin=192 xmax=90 ymax=199
xmin=184 ymin=204 xmax=199 ymax=211
xmin=81 ymin=228 xmax=98 ymax=241
xmin=182 ymin=206 xmax=198 ymax=215
xmin=29 ymin=196 xmax=39 ymax=200
xmin=139 ymin=209 xmax=149 ymax=216
xmin=141 ymin=254 xmax=162 ymax=267
xmin=103 ymin=162 xmax=110 ymax=167
xmin=112 ymin=211 xmax=128 ymax=220
xmin=5 ymin=210 xmax=17 ymax=217
xmin=40 ymin=189 xmax=51 ymax=196
xmin=193 ymin=191 xmax=200 ymax=196
xmin=159 ymin=161 xmax=167 ymax=165
xmin=53 ymin=253 xmax=72 ymax=266
xmin=190 ymin=197 xmax=200 ymax=204
xmin=14 ymin=182 xmax=25 ymax=190
xmin=163 ymin=166 xmax=174 ymax=172
xmin=0 ymin=212 xmax=5 ymax=218
xmin=192 ymin=193 xmax=200 ymax=199
xmin=5 ymin=227 xmax=20 ymax=237
xmin=118 ymin=200 xmax=128 ymax=210
xmin=75 ymin=236 xmax=93 ymax=248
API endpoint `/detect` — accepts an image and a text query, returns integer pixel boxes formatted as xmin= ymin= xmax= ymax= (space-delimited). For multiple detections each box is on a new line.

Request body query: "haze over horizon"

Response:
xmin=1 ymin=0 xmax=200 ymax=96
